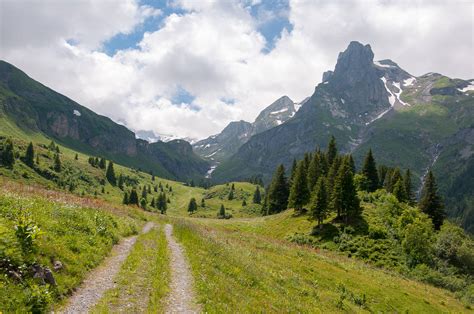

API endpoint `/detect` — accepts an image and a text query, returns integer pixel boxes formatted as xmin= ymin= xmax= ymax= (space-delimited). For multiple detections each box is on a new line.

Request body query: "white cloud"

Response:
xmin=0 ymin=0 xmax=472 ymax=140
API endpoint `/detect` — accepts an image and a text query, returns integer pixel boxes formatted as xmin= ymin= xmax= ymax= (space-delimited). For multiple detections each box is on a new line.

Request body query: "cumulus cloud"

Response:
xmin=0 ymin=0 xmax=472 ymax=140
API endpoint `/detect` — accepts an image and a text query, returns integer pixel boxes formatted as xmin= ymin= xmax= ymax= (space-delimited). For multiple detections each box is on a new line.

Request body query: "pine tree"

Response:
xmin=228 ymin=189 xmax=234 ymax=200
xmin=99 ymin=157 xmax=106 ymax=169
xmin=404 ymin=169 xmax=415 ymax=204
xmin=392 ymin=178 xmax=407 ymax=202
xmin=242 ymin=199 xmax=247 ymax=206
xmin=378 ymin=165 xmax=388 ymax=188
xmin=361 ymin=149 xmax=378 ymax=192
xmin=266 ymin=164 xmax=289 ymax=214
xmin=326 ymin=136 xmax=337 ymax=166
xmin=310 ymin=177 xmax=328 ymax=227
xmin=331 ymin=159 xmax=360 ymax=222
xmin=150 ymin=197 xmax=155 ymax=208
xmin=147 ymin=185 xmax=151 ymax=194
xmin=48 ymin=141 xmax=56 ymax=151
xmin=106 ymin=161 xmax=116 ymax=186
xmin=326 ymin=155 xmax=341 ymax=192
xmin=188 ymin=198 xmax=197 ymax=214
xmin=118 ymin=174 xmax=124 ymax=190
xmin=386 ymin=168 xmax=402 ymax=192
xmin=140 ymin=198 xmax=147 ymax=210
xmin=218 ymin=204 xmax=226 ymax=218
xmin=252 ymin=186 xmax=262 ymax=204
xmin=307 ymin=153 xmax=321 ymax=192
xmin=122 ymin=192 xmax=129 ymax=205
xmin=1 ymin=138 xmax=15 ymax=167
xmin=75 ymin=153 xmax=78 ymax=160
xmin=288 ymin=160 xmax=310 ymax=212
xmin=25 ymin=142 xmax=35 ymax=167
xmin=201 ymin=198 xmax=206 ymax=207
xmin=53 ymin=153 xmax=62 ymax=172
xmin=129 ymin=189 xmax=139 ymax=205
xmin=348 ymin=154 xmax=356 ymax=173
xmin=419 ymin=171 xmax=445 ymax=230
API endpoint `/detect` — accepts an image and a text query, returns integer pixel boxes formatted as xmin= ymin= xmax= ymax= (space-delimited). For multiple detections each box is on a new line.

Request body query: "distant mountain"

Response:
xmin=193 ymin=95 xmax=302 ymax=164
xmin=0 ymin=60 xmax=209 ymax=181
xmin=212 ymin=41 xmax=474 ymax=231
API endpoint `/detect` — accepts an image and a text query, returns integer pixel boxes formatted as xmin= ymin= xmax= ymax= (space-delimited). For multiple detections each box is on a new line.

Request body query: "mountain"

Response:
xmin=212 ymin=41 xmax=474 ymax=230
xmin=193 ymin=95 xmax=300 ymax=164
xmin=0 ymin=60 xmax=209 ymax=181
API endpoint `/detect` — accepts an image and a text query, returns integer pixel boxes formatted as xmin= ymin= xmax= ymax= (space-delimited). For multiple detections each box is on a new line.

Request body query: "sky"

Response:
xmin=1 ymin=0 xmax=473 ymax=141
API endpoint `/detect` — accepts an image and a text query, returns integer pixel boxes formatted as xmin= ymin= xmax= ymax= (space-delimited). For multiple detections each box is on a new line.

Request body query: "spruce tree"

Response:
xmin=326 ymin=136 xmax=337 ymax=166
xmin=307 ymin=153 xmax=321 ymax=192
xmin=53 ymin=153 xmax=62 ymax=172
xmin=289 ymin=158 xmax=297 ymax=186
xmin=122 ymin=192 xmax=129 ymax=205
xmin=252 ymin=186 xmax=262 ymax=204
xmin=140 ymin=198 xmax=147 ymax=210
xmin=218 ymin=204 xmax=226 ymax=218
xmin=106 ymin=161 xmax=116 ymax=185
xmin=419 ymin=171 xmax=445 ymax=230
xmin=361 ymin=149 xmax=378 ymax=192
xmin=288 ymin=160 xmax=310 ymax=212
xmin=75 ymin=153 xmax=78 ymax=160
xmin=386 ymin=168 xmax=401 ymax=193
xmin=1 ymin=138 xmax=15 ymax=167
xmin=266 ymin=164 xmax=289 ymax=214
xmin=326 ymin=155 xmax=341 ymax=192
xmin=228 ymin=189 xmax=234 ymax=200
xmin=150 ymin=197 xmax=155 ymax=208
xmin=201 ymin=198 xmax=206 ymax=207
xmin=141 ymin=187 xmax=148 ymax=200
xmin=129 ymin=189 xmax=139 ymax=205
xmin=348 ymin=154 xmax=356 ymax=173
xmin=392 ymin=178 xmax=407 ymax=202
xmin=331 ymin=159 xmax=360 ymax=222
xmin=25 ymin=142 xmax=35 ymax=167
xmin=188 ymin=197 xmax=197 ymax=214
xmin=404 ymin=169 xmax=415 ymax=204
xmin=310 ymin=177 xmax=328 ymax=227
xmin=118 ymin=174 xmax=124 ymax=190
xmin=99 ymin=157 xmax=106 ymax=169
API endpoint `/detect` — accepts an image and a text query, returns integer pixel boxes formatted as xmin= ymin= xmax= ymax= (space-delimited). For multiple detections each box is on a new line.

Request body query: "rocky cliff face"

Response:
xmin=193 ymin=96 xmax=298 ymax=164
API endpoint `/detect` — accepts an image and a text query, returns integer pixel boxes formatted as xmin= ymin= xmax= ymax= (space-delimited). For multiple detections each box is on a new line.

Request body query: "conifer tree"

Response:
xmin=118 ymin=174 xmax=124 ymax=190
xmin=310 ymin=177 xmax=328 ymax=228
xmin=106 ymin=161 xmax=116 ymax=185
xmin=201 ymin=198 xmax=206 ymax=207
xmin=1 ymin=138 xmax=15 ymax=167
xmin=319 ymin=153 xmax=328 ymax=176
xmin=307 ymin=153 xmax=321 ymax=192
xmin=129 ymin=189 xmax=139 ymax=205
xmin=140 ymin=198 xmax=147 ymax=210
xmin=362 ymin=149 xmax=379 ymax=192
xmin=228 ymin=189 xmax=234 ymax=200
xmin=326 ymin=155 xmax=341 ymax=192
xmin=288 ymin=160 xmax=310 ymax=212
xmin=122 ymin=191 xmax=129 ymax=205
xmin=150 ymin=197 xmax=155 ymax=208
xmin=48 ymin=141 xmax=56 ymax=151
xmin=266 ymin=164 xmax=289 ymax=214
xmin=378 ymin=165 xmax=388 ymax=187
xmin=218 ymin=204 xmax=226 ymax=218
xmin=386 ymin=168 xmax=402 ymax=192
xmin=392 ymin=178 xmax=407 ymax=202
xmin=331 ymin=159 xmax=360 ymax=222
xmin=252 ymin=186 xmax=262 ymax=204
xmin=326 ymin=136 xmax=337 ymax=166
xmin=188 ymin=197 xmax=197 ymax=214
xmin=242 ymin=199 xmax=247 ymax=206
xmin=154 ymin=185 xmax=158 ymax=192
xmin=99 ymin=157 xmax=106 ymax=169
xmin=419 ymin=171 xmax=445 ymax=230
xmin=75 ymin=153 xmax=78 ymax=160
xmin=25 ymin=142 xmax=35 ymax=167
xmin=53 ymin=153 xmax=62 ymax=172
xmin=404 ymin=169 xmax=415 ymax=204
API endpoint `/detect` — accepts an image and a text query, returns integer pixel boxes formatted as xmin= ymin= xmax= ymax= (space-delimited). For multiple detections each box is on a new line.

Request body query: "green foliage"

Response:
xmin=129 ymin=189 xmax=139 ymax=205
xmin=157 ymin=192 xmax=167 ymax=214
xmin=0 ymin=138 xmax=15 ymax=167
xmin=265 ymin=164 xmax=289 ymax=215
xmin=252 ymin=186 xmax=261 ymax=204
xmin=188 ymin=197 xmax=197 ymax=214
xmin=326 ymin=135 xmax=337 ymax=166
xmin=309 ymin=177 xmax=328 ymax=226
xmin=106 ymin=161 xmax=116 ymax=186
xmin=53 ymin=153 xmax=61 ymax=172
xmin=14 ymin=213 xmax=42 ymax=260
xmin=361 ymin=149 xmax=378 ymax=192
xmin=288 ymin=160 xmax=310 ymax=212
xmin=24 ymin=142 xmax=34 ymax=167
xmin=398 ymin=209 xmax=434 ymax=266
xmin=331 ymin=158 xmax=360 ymax=221
xmin=419 ymin=171 xmax=445 ymax=230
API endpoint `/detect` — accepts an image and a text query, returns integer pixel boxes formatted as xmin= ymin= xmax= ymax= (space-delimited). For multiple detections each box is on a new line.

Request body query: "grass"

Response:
xmin=92 ymin=225 xmax=170 ymax=313
xmin=0 ymin=186 xmax=143 ymax=312
xmin=172 ymin=218 xmax=467 ymax=313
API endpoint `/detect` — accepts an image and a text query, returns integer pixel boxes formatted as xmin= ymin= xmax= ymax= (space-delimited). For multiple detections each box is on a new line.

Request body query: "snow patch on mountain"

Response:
xmin=374 ymin=61 xmax=393 ymax=68
xmin=459 ymin=82 xmax=474 ymax=92
xmin=393 ymin=82 xmax=410 ymax=106
xmin=403 ymin=77 xmax=416 ymax=87
xmin=73 ymin=110 xmax=81 ymax=116
xmin=381 ymin=77 xmax=396 ymax=106
xmin=270 ymin=108 xmax=289 ymax=115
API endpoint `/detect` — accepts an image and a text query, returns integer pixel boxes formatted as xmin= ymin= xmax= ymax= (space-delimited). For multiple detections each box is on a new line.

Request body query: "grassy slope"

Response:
xmin=173 ymin=218 xmax=466 ymax=313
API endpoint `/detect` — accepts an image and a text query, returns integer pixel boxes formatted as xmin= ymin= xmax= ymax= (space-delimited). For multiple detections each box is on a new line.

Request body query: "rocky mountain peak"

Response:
xmin=333 ymin=41 xmax=375 ymax=85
